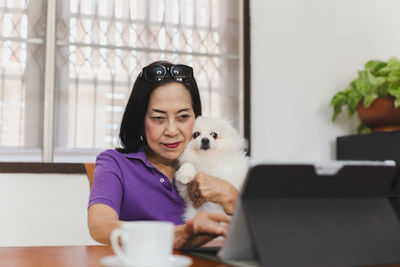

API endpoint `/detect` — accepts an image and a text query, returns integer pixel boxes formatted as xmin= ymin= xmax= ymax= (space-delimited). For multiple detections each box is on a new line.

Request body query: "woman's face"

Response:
xmin=144 ymin=82 xmax=195 ymax=165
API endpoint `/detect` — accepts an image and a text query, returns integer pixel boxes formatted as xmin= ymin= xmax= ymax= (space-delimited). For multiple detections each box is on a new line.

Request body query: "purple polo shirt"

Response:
xmin=88 ymin=147 xmax=185 ymax=225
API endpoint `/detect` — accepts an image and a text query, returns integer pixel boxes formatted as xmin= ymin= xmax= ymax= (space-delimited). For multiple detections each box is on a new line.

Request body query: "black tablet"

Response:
xmin=226 ymin=161 xmax=400 ymax=267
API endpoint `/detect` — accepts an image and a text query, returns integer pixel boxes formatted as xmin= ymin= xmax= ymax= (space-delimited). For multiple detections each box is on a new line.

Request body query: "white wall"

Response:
xmin=0 ymin=173 xmax=100 ymax=246
xmin=251 ymin=0 xmax=400 ymax=162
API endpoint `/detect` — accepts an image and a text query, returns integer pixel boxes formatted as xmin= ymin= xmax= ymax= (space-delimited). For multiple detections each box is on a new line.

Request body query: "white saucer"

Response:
xmin=101 ymin=255 xmax=192 ymax=267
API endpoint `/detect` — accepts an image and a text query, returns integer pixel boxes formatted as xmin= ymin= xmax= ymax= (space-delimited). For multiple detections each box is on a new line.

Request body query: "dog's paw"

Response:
xmin=175 ymin=163 xmax=196 ymax=184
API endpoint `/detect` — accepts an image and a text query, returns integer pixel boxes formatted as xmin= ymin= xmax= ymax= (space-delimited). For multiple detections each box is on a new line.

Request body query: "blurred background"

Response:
xmin=0 ymin=0 xmax=242 ymax=162
xmin=2 ymin=0 xmax=399 ymax=164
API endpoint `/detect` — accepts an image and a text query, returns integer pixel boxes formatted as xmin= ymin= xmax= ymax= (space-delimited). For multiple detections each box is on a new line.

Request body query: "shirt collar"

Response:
xmin=123 ymin=146 xmax=155 ymax=169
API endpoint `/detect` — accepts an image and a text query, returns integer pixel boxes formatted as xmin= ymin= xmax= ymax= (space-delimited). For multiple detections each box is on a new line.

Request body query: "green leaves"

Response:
xmin=365 ymin=60 xmax=387 ymax=75
xmin=357 ymin=123 xmax=371 ymax=134
xmin=330 ymin=57 xmax=400 ymax=124
xmin=377 ymin=57 xmax=400 ymax=75
xmin=352 ymin=71 xmax=385 ymax=107
xmin=363 ymin=93 xmax=378 ymax=107
xmin=388 ymin=85 xmax=400 ymax=108
xmin=330 ymin=90 xmax=349 ymax=121
xmin=395 ymin=98 xmax=400 ymax=108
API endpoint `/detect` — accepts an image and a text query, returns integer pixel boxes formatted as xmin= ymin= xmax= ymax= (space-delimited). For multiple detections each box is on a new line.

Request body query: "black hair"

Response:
xmin=117 ymin=61 xmax=202 ymax=153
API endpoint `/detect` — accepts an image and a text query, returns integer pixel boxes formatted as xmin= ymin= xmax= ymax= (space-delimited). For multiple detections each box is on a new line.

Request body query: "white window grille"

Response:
xmin=0 ymin=0 xmax=45 ymax=161
xmin=0 ymin=0 xmax=241 ymax=162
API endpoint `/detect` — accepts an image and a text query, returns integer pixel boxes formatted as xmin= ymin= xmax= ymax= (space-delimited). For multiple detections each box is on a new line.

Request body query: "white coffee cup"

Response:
xmin=110 ymin=221 xmax=174 ymax=266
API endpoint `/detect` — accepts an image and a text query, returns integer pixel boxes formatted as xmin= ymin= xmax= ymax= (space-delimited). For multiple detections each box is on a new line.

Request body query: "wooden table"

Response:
xmin=0 ymin=246 xmax=232 ymax=267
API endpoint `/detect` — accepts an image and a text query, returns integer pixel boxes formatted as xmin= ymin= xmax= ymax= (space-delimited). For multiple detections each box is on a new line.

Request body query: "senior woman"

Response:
xmin=88 ymin=61 xmax=239 ymax=249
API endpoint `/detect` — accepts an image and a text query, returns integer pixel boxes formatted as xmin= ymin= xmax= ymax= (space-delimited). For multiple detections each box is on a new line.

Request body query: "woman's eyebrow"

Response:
xmin=177 ymin=108 xmax=191 ymax=113
xmin=151 ymin=108 xmax=166 ymax=114
xmin=151 ymin=108 xmax=191 ymax=113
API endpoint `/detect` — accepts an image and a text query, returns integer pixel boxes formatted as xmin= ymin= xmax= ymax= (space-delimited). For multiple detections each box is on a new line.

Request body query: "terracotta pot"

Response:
xmin=357 ymin=97 xmax=400 ymax=132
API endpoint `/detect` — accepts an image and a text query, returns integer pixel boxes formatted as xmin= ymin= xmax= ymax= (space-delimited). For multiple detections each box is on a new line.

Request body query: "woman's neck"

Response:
xmin=144 ymin=147 xmax=178 ymax=182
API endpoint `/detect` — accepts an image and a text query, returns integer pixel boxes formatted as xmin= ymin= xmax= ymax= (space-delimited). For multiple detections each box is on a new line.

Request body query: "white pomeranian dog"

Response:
xmin=175 ymin=116 xmax=249 ymax=221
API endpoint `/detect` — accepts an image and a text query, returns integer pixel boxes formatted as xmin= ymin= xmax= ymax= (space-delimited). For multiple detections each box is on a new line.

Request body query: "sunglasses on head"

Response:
xmin=140 ymin=64 xmax=193 ymax=83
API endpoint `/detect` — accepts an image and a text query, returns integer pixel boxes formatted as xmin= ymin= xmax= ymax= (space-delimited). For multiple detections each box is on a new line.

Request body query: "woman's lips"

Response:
xmin=164 ymin=142 xmax=180 ymax=149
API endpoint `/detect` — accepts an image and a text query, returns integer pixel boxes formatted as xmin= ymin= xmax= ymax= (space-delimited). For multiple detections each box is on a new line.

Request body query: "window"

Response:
xmin=0 ymin=0 xmax=241 ymax=162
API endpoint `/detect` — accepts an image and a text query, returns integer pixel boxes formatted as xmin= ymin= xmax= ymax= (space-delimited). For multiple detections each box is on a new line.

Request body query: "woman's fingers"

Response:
xmin=177 ymin=212 xmax=232 ymax=249
xmin=183 ymin=218 xmax=194 ymax=235
xmin=191 ymin=212 xmax=231 ymax=236
xmin=207 ymin=212 xmax=231 ymax=223
xmin=194 ymin=219 xmax=225 ymax=235
xmin=206 ymin=213 xmax=230 ymax=235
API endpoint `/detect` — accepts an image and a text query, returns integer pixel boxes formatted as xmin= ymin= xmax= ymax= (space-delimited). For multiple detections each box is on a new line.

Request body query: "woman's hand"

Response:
xmin=174 ymin=211 xmax=230 ymax=249
xmin=187 ymin=172 xmax=238 ymax=215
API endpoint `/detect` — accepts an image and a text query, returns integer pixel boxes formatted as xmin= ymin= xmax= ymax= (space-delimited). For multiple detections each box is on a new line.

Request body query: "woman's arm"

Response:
xmin=187 ymin=172 xmax=239 ymax=215
xmin=88 ymin=204 xmax=121 ymax=245
xmin=89 ymin=204 xmax=230 ymax=248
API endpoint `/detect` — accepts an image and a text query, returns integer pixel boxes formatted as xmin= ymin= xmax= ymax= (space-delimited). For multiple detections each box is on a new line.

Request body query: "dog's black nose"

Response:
xmin=201 ymin=138 xmax=209 ymax=145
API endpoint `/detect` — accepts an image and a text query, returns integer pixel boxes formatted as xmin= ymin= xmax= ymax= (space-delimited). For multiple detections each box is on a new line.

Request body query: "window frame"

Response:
xmin=0 ymin=0 xmax=250 ymax=163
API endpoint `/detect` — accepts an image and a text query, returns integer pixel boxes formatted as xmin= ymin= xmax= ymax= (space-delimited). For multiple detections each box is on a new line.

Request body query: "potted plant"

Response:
xmin=330 ymin=57 xmax=400 ymax=132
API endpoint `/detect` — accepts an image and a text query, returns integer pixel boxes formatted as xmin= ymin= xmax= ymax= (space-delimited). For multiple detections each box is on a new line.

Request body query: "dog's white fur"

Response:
xmin=175 ymin=116 xmax=249 ymax=221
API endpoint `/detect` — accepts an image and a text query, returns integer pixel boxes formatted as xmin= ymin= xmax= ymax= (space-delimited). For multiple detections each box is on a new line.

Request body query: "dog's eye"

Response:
xmin=210 ymin=132 xmax=218 ymax=139
xmin=192 ymin=132 xmax=200 ymax=139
